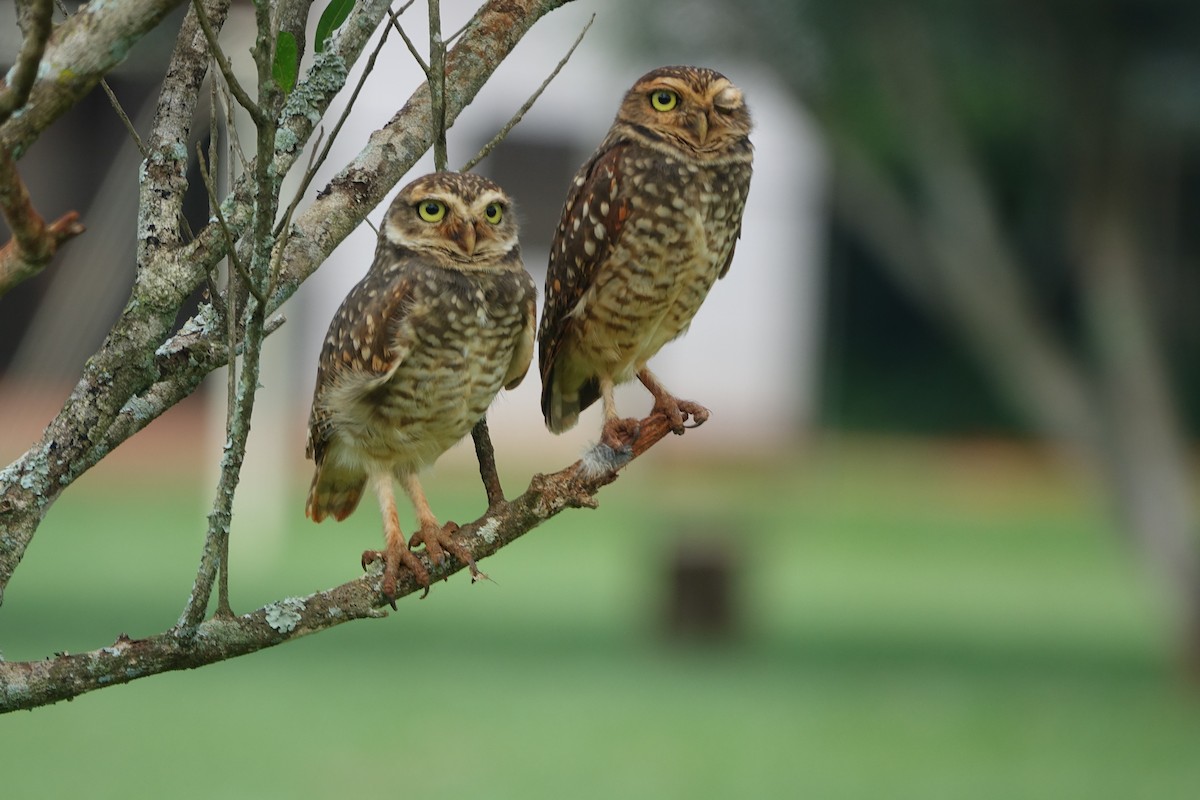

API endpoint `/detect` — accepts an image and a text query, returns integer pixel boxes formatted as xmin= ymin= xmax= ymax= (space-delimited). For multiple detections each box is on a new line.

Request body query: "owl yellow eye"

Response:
xmin=416 ymin=200 xmax=446 ymax=222
xmin=649 ymin=89 xmax=678 ymax=112
xmin=484 ymin=202 xmax=503 ymax=224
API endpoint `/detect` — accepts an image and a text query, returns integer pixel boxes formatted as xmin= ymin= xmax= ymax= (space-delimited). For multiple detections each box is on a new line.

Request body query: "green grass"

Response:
xmin=2 ymin=439 xmax=1199 ymax=799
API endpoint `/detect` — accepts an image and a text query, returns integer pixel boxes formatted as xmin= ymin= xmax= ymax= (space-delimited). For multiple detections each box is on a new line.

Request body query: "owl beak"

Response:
xmin=690 ymin=112 xmax=709 ymax=145
xmin=452 ymin=221 xmax=477 ymax=256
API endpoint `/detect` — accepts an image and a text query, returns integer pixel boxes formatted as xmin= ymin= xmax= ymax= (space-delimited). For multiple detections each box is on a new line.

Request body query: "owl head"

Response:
xmin=383 ymin=172 xmax=519 ymax=267
xmin=614 ymin=65 xmax=752 ymax=160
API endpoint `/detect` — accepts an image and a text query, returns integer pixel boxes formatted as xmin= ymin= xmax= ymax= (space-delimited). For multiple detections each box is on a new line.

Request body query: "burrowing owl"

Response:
xmin=306 ymin=172 xmax=536 ymax=602
xmin=537 ymin=65 xmax=754 ymax=451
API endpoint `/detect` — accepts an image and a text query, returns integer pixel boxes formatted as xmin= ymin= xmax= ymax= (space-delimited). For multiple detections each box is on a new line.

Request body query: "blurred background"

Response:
xmin=2 ymin=0 xmax=1199 ymax=797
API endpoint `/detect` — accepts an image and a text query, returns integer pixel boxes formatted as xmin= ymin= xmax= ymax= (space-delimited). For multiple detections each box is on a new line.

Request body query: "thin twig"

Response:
xmin=216 ymin=78 xmax=252 ymax=176
xmin=99 ymin=80 xmax=150 ymax=159
xmin=54 ymin=0 xmax=189 ymax=161
xmin=266 ymin=130 xmax=325 ymax=294
xmin=388 ymin=1 xmax=429 ymax=74
xmin=428 ymin=0 xmax=448 ymax=171
xmin=195 ymin=144 xmax=265 ymax=305
xmin=191 ymin=0 xmax=269 ymax=125
xmin=446 ymin=18 xmax=473 ymax=46
xmin=461 ymin=13 xmax=594 ymax=172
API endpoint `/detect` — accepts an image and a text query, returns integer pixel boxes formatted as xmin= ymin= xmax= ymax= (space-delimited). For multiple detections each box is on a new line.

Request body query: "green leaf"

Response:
xmin=273 ymin=31 xmax=299 ymax=95
xmin=315 ymin=0 xmax=355 ymax=54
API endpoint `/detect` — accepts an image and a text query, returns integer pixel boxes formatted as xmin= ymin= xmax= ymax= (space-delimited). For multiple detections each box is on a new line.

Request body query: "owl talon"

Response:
xmin=677 ymin=400 xmax=710 ymax=430
xmin=652 ymin=397 xmax=710 ymax=434
xmin=363 ymin=546 xmax=430 ymax=607
xmin=601 ymin=417 xmax=641 ymax=450
xmin=361 ymin=549 xmax=383 ymax=573
xmin=410 ymin=521 xmax=481 ymax=581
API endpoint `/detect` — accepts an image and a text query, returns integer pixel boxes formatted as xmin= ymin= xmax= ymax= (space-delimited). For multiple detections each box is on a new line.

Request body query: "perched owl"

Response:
xmin=537 ymin=65 xmax=754 ymax=451
xmin=306 ymin=172 xmax=536 ymax=602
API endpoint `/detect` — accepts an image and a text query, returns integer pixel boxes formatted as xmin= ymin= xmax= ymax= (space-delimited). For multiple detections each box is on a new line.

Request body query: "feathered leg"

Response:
xmin=361 ymin=472 xmax=429 ymax=606
xmin=403 ymin=472 xmax=488 ymax=582
xmin=598 ymin=374 xmax=641 ymax=450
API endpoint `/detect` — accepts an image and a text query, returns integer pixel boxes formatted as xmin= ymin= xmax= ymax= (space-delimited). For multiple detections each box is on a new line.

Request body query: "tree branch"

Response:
xmin=0 ymin=0 xmax=574 ymax=607
xmin=461 ymin=12 xmax=593 ymax=172
xmin=190 ymin=0 xmax=268 ymax=125
xmin=177 ymin=0 xmax=289 ymax=628
xmin=0 ymin=0 xmax=53 ymax=127
xmin=0 ymin=147 xmax=85 ymax=298
xmin=0 ymin=0 xmax=189 ymax=160
xmin=0 ymin=413 xmax=681 ymax=713
xmin=138 ymin=0 xmax=232 ymax=263
xmin=851 ymin=10 xmax=1103 ymax=450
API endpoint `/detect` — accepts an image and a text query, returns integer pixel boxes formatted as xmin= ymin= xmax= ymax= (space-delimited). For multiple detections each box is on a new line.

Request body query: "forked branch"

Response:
xmin=0 ymin=148 xmax=85 ymax=298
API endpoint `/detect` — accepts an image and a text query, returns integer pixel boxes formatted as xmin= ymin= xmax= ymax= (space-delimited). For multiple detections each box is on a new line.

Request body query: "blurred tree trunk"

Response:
xmin=1070 ymin=148 xmax=1200 ymax=662
xmin=825 ymin=6 xmax=1200 ymax=667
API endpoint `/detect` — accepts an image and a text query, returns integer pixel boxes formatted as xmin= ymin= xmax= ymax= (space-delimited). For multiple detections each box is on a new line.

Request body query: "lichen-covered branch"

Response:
xmin=178 ymin=0 xmax=288 ymax=628
xmin=139 ymin=0 xmax=232 ymax=263
xmin=0 ymin=0 xmax=189 ymax=159
xmin=0 ymin=0 xmax=54 ymax=127
xmin=0 ymin=414 xmax=679 ymax=713
xmin=0 ymin=0 xmax=574 ymax=606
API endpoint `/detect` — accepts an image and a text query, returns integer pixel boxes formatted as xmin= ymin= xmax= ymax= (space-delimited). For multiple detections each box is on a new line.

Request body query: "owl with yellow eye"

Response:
xmin=537 ymin=65 xmax=754 ymax=451
xmin=305 ymin=172 xmax=536 ymax=603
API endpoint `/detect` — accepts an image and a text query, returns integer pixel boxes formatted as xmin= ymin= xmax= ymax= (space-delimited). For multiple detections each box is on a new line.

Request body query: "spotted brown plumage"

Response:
xmin=537 ymin=65 xmax=754 ymax=448
xmin=306 ymin=172 xmax=535 ymax=602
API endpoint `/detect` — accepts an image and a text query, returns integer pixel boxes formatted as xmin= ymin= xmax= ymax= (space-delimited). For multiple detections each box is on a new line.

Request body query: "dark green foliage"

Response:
xmin=314 ymin=0 xmax=354 ymax=54
xmin=272 ymin=31 xmax=299 ymax=94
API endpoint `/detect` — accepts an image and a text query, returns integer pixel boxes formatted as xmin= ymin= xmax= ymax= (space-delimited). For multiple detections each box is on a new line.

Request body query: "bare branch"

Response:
xmin=1 ymin=412 xmax=682 ymax=713
xmin=194 ymin=143 xmax=263 ymax=305
xmin=191 ymin=0 xmax=269 ymax=125
xmin=138 ymin=0 xmax=233 ymax=261
xmin=388 ymin=1 xmax=429 ymax=74
xmin=178 ymin=0 xmax=289 ymax=628
xmin=0 ymin=0 xmax=189 ymax=159
xmin=471 ymin=418 xmax=507 ymax=509
xmin=47 ymin=0 xmax=151 ymax=158
xmin=0 ymin=147 xmax=85 ymax=298
xmin=0 ymin=0 xmax=53 ymax=127
xmin=461 ymin=12 xmax=593 ymax=172
xmin=101 ymin=79 xmax=151 ymax=158
xmin=428 ymin=0 xmax=448 ymax=170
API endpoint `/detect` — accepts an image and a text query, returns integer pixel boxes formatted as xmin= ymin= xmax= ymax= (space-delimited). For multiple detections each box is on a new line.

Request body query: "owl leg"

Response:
xmin=637 ymin=368 xmax=710 ymax=435
xmin=599 ymin=374 xmax=641 ymax=450
xmin=403 ymin=473 xmax=489 ymax=583
xmin=362 ymin=473 xmax=430 ymax=607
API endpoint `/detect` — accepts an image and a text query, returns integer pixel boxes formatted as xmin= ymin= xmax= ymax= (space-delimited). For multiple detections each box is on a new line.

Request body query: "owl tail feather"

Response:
xmin=543 ymin=373 xmax=601 ymax=435
xmin=306 ymin=463 xmax=366 ymax=523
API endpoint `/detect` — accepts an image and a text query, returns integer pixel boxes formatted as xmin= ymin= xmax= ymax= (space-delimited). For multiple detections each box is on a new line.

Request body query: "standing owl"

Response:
xmin=537 ymin=65 xmax=754 ymax=451
xmin=306 ymin=172 xmax=536 ymax=603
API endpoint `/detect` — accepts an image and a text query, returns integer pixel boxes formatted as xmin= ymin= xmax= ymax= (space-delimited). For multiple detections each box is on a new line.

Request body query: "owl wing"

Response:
xmin=718 ymin=224 xmax=743 ymax=280
xmin=537 ymin=141 xmax=632 ymax=428
xmin=503 ymin=273 xmax=538 ymax=391
xmin=306 ymin=254 xmax=419 ymax=467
